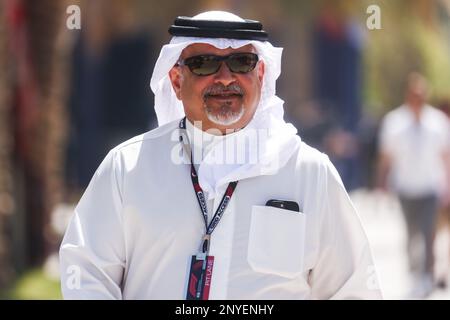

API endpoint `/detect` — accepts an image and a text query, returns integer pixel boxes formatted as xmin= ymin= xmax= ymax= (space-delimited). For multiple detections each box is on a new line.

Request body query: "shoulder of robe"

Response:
xmin=289 ymin=141 xmax=331 ymax=190
xmin=295 ymin=141 xmax=329 ymax=171
xmin=110 ymin=119 xmax=181 ymax=154
xmin=99 ymin=120 xmax=181 ymax=173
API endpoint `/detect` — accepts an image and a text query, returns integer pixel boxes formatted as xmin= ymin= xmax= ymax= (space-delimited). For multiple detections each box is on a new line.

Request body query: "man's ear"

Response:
xmin=169 ymin=66 xmax=182 ymax=100
xmin=257 ymin=60 xmax=265 ymax=84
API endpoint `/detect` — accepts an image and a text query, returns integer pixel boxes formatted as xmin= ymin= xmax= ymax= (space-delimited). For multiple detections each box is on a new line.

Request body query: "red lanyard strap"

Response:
xmin=179 ymin=117 xmax=238 ymax=252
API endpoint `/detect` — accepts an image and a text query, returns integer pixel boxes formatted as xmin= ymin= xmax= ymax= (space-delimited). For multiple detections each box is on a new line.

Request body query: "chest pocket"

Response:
xmin=247 ymin=205 xmax=306 ymax=278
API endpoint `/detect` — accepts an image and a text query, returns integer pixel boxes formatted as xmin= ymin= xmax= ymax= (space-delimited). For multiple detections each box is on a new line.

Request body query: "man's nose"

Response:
xmin=213 ymin=62 xmax=236 ymax=86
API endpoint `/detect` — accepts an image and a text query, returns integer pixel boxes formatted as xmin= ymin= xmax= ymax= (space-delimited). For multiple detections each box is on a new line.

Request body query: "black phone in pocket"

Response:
xmin=265 ymin=199 xmax=300 ymax=212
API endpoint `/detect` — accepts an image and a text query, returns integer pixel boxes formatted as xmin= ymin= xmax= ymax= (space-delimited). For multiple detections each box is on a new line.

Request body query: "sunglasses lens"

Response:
xmin=185 ymin=56 xmax=220 ymax=76
xmin=227 ymin=53 xmax=258 ymax=73
xmin=182 ymin=53 xmax=258 ymax=76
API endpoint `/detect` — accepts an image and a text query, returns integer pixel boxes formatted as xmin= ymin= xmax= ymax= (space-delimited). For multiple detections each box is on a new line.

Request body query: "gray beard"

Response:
xmin=204 ymin=102 xmax=245 ymax=126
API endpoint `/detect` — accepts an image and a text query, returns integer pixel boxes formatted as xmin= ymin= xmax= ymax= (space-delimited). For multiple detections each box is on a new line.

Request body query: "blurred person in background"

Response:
xmin=377 ymin=72 xmax=450 ymax=298
xmin=311 ymin=6 xmax=365 ymax=192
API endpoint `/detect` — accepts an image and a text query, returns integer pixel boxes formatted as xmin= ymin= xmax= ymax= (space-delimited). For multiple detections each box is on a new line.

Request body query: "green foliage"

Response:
xmin=363 ymin=0 xmax=450 ymax=116
xmin=1 ymin=269 xmax=62 ymax=300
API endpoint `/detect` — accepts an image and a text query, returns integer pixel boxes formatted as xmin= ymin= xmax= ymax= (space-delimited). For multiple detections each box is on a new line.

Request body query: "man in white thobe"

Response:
xmin=59 ymin=11 xmax=382 ymax=300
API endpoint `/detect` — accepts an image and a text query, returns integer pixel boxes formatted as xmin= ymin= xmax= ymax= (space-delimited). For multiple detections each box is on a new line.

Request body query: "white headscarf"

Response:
xmin=150 ymin=11 xmax=300 ymax=199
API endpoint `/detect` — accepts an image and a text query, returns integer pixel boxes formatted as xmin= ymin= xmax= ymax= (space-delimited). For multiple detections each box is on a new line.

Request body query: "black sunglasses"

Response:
xmin=178 ymin=52 xmax=259 ymax=76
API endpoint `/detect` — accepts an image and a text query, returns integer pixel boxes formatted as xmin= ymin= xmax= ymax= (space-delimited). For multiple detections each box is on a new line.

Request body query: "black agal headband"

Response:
xmin=168 ymin=16 xmax=269 ymax=41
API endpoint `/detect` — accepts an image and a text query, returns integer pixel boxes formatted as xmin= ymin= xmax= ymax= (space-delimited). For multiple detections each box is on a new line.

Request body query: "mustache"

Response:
xmin=203 ymin=83 xmax=244 ymax=98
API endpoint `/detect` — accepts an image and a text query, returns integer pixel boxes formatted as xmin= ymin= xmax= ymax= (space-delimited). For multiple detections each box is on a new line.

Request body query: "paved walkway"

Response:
xmin=350 ymin=189 xmax=450 ymax=299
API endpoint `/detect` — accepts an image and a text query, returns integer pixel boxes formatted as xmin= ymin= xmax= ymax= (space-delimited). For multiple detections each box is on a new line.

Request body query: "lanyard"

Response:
xmin=179 ymin=117 xmax=238 ymax=254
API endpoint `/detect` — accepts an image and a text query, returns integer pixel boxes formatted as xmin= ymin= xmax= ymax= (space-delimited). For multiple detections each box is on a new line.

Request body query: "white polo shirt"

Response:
xmin=59 ymin=119 xmax=382 ymax=299
xmin=379 ymin=104 xmax=450 ymax=197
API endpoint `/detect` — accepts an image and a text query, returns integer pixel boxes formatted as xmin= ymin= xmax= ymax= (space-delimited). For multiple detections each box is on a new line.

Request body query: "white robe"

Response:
xmin=59 ymin=119 xmax=382 ymax=299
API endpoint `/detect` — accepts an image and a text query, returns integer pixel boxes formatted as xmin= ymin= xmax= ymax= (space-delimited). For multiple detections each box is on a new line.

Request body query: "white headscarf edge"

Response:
xmin=150 ymin=37 xmax=284 ymax=129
